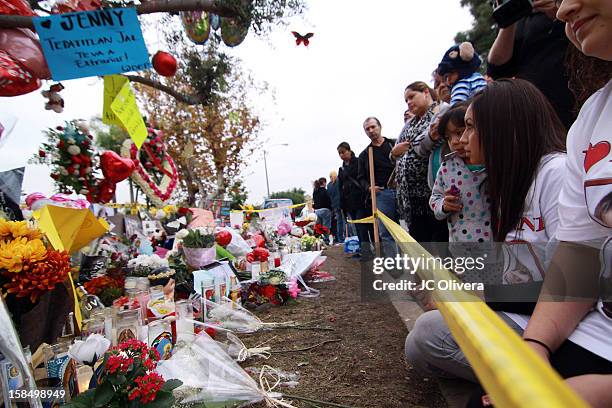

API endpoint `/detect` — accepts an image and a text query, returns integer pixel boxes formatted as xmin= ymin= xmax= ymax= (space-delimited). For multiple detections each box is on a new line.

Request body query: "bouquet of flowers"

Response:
xmin=30 ymin=121 xmax=99 ymax=199
xmin=0 ymin=218 xmax=71 ymax=303
xmin=177 ymin=227 xmax=216 ymax=268
xmin=68 ymin=339 xmax=182 ymax=408
xmin=300 ymin=235 xmax=322 ymax=251
xmin=127 ymin=254 xmax=175 ymax=286
xmin=311 ymin=223 xmax=330 ymax=238
xmin=84 ymin=275 xmax=125 ymax=306
xmin=242 ymin=269 xmax=298 ymax=307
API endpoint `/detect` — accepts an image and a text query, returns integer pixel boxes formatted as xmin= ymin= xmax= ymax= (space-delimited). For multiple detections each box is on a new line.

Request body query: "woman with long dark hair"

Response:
xmin=405 ymin=78 xmax=568 ymax=383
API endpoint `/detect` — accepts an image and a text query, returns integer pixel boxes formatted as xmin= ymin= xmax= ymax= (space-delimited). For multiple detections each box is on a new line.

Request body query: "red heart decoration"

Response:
xmin=120 ymin=139 xmax=178 ymax=207
xmin=95 ymin=179 xmax=116 ymax=203
xmin=584 ymin=141 xmax=611 ymax=173
xmin=100 ymin=150 xmax=135 ymax=183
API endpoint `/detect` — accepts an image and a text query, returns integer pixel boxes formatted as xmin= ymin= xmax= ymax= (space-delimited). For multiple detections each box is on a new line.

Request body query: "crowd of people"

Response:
xmin=315 ymin=0 xmax=612 ymax=405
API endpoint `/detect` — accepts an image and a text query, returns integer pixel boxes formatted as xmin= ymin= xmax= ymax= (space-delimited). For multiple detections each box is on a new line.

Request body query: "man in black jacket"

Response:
xmin=312 ymin=177 xmax=332 ymax=231
xmin=357 ymin=117 xmax=399 ymax=247
xmin=337 ymin=142 xmax=369 ymax=246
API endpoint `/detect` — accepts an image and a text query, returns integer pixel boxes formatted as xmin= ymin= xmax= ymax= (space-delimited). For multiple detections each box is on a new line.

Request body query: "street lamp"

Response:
xmin=263 ymin=143 xmax=289 ymax=197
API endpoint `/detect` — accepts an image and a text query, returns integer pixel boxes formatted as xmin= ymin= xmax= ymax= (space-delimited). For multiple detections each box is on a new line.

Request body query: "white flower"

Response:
xmin=59 ymin=167 xmax=69 ymax=176
xmin=67 ymin=137 xmax=76 ymax=144
xmin=67 ymin=145 xmax=81 ymax=155
xmin=175 ymin=229 xmax=189 ymax=240
xmin=76 ymin=121 xmax=89 ymax=134
xmin=68 ymin=334 xmax=110 ymax=365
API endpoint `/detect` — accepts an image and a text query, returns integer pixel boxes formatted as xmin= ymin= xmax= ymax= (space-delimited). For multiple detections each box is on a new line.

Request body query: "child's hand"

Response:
xmin=442 ymin=188 xmax=462 ymax=213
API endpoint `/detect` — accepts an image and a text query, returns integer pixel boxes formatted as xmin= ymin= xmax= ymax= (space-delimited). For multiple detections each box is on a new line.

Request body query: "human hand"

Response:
xmin=429 ymin=119 xmax=441 ymax=141
xmin=391 ymin=142 xmax=410 ymax=158
xmin=442 ymin=189 xmax=462 ymax=213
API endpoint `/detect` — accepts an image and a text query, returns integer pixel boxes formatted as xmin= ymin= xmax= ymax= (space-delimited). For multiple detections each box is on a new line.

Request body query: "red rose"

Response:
xmin=66 ymin=166 xmax=75 ymax=174
xmin=38 ymin=150 xmax=46 ymax=158
xmin=261 ymin=285 xmax=277 ymax=299
xmin=50 ymin=173 xmax=59 ymax=180
xmin=72 ymin=156 xmax=82 ymax=164
xmin=57 ymin=141 xmax=65 ymax=149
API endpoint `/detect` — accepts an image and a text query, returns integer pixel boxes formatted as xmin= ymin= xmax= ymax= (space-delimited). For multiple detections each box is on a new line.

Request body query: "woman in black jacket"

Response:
xmin=337 ymin=142 xmax=371 ymax=244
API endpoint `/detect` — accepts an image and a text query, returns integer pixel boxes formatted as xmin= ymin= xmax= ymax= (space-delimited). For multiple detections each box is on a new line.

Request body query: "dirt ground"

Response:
xmin=241 ymin=246 xmax=447 ymax=408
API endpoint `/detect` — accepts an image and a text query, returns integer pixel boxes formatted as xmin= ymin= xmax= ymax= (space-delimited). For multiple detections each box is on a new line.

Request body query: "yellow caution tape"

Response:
xmin=230 ymin=202 xmax=307 ymax=213
xmin=376 ymin=210 xmax=588 ymax=408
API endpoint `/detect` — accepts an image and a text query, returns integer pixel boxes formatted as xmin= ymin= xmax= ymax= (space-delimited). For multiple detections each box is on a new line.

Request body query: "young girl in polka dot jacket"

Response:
xmin=429 ymin=103 xmax=492 ymax=243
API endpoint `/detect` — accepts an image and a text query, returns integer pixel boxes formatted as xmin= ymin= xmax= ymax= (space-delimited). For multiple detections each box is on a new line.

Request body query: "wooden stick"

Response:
xmin=368 ymin=146 xmax=381 ymax=257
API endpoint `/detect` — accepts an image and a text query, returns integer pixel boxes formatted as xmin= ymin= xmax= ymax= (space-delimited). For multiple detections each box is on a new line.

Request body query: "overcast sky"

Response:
xmin=0 ymin=0 xmax=473 ymax=205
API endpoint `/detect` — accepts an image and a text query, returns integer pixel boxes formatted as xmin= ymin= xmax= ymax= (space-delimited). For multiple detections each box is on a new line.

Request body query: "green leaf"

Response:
xmin=68 ymin=389 xmax=96 ymax=408
xmin=141 ymin=391 xmax=174 ymax=408
xmin=161 ymin=378 xmax=183 ymax=391
xmin=93 ymin=381 xmax=114 ymax=407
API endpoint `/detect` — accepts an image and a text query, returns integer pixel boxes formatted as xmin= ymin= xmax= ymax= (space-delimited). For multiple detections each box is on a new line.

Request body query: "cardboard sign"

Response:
xmin=33 ymin=8 xmax=151 ymax=81
xmin=110 ymin=81 xmax=147 ymax=148
xmin=102 ymin=74 xmax=128 ymax=125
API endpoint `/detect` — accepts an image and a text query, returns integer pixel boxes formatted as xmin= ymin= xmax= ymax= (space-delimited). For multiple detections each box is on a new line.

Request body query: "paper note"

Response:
xmin=110 ymin=81 xmax=147 ymax=148
xmin=103 ymin=74 xmax=128 ymax=125
xmin=33 ymin=8 xmax=151 ymax=81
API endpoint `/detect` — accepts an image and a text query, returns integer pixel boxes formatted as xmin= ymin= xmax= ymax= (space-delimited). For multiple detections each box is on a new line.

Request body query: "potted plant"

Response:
xmin=179 ymin=228 xmax=216 ymax=269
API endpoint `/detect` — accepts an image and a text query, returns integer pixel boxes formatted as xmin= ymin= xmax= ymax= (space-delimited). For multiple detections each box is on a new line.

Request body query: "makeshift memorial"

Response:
xmin=180 ymin=227 xmax=216 ymax=269
xmin=120 ymin=129 xmax=178 ymax=208
xmin=68 ymin=339 xmax=182 ymax=407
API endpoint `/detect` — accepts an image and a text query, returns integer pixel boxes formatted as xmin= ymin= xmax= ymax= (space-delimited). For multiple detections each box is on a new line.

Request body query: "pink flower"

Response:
xmin=288 ymin=277 xmax=301 ymax=299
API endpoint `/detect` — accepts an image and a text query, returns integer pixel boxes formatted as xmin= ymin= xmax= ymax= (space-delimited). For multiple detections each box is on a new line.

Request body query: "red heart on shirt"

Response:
xmin=583 ymin=141 xmax=611 ymax=173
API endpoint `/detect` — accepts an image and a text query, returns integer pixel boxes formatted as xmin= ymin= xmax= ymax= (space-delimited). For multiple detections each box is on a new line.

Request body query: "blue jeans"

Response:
xmin=315 ymin=208 xmax=331 ymax=230
xmin=376 ymin=189 xmax=399 ymax=243
xmin=334 ymin=208 xmax=346 ymax=242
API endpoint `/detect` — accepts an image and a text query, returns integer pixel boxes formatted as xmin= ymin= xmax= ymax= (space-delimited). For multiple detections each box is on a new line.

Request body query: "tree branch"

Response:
xmin=0 ymin=0 xmax=240 ymax=29
xmin=124 ymin=74 xmax=203 ymax=105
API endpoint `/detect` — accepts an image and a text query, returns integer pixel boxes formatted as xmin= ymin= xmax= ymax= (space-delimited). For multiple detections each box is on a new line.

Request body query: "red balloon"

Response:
xmin=0 ymin=0 xmax=35 ymax=15
xmin=215 ymin=230 xmax=232 ymax=247
xmin=152 ymin=51 xmax=177 ymax=77
xmin=0 ymin=29 xmax=50 ymax=79
xmin=100 ymin=150 xmax=135 ymax=183
xmin=0 ymin=50 xmax=40 ymax=97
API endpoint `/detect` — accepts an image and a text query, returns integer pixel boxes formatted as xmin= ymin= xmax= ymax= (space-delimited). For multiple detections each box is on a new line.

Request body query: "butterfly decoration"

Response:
xmin=291 ymin=31 xmax=314 ymax=47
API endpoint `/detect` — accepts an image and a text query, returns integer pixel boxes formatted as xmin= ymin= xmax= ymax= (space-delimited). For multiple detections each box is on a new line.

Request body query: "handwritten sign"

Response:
xmin=110 ymin=81 xmax=147 ymax=148
xmin=33 ymin=8 xmax=151 ymax=81
xmin=103 ymin=74 xmax=128 ymax=125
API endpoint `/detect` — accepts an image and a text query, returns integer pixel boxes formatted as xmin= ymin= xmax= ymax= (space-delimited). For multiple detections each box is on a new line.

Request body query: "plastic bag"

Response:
xmin=215 ymin=331 xmax=271 ymax=362
xmin=204 ymin=298 xmax=264 ymax=333
xmin=156 ymin=332 xmax=293 ymax=406
xmin=344 ymin=236 xmax=360 ymax=253
xmin=224 ymin=227 xmax=251 ymax=257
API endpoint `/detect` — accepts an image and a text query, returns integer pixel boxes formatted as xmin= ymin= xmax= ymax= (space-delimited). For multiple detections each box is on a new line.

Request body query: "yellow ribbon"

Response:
xmin=375 ymin=209 xmax=588 ymax=408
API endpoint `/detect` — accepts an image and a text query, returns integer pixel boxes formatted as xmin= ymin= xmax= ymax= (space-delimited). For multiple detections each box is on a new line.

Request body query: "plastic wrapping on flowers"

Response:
xmin=156 ymin=332 xmax=282 ymax=406
xmin=204 ymin=298 xmax=264 ymax=333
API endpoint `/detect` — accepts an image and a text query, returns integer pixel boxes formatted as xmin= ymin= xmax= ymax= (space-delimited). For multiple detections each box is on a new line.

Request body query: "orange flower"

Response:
xmin=3 ymin=250 xmax=71 ymax=303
